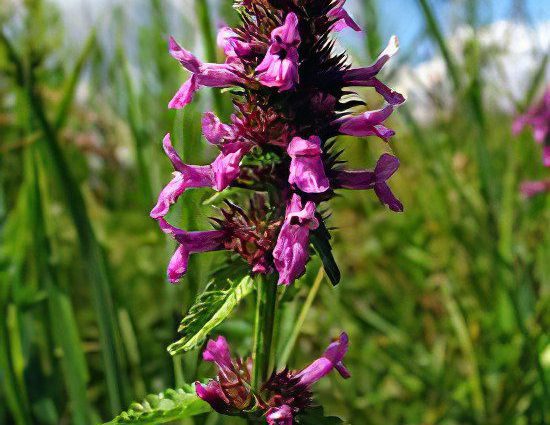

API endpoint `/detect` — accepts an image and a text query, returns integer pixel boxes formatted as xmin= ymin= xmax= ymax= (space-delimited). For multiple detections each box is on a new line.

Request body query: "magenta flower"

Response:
xmin=328 ymin=0 xmax=361 ymax=32
xmin=202 ymin=111 xmax=235 ymax=144
xmin=333 ymin=105 xmax=396 ymax=142
xmin=334 ymin=153 xmax=403 ymax=212
xmin=157 ymin=218 xmax=227 ymax=283
xmin=266 ymin=404 xmax=293 ymax=425
xmin=195 ymin=333 xmax=350 ymax=423
xmin=256 ymin=13 xmax=301 ymax=92
xmin=273 ymin=194 xmax=319 ymax=285
xmin=287 ymin=136 xmax=330 ymax=193
xmin=150 ymin=134 xmax=244 ymax=219
xmin=195 ymin=336 xmax=253 ymax=413
xmin=513 ymin=87 xmax=550 ymax=167
xmin=294 ymin=332 xmax=350 ymax=386
xmin=520 ymin=180 xmax=550 ymax=198
xmin=217 ymin=26 xmax=250 ymax=64
xmin=168 ymin=37 xmax=246 ymax=109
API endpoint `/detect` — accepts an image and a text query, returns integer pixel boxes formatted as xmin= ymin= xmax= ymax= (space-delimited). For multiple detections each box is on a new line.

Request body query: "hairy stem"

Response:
xmin=251 ymin=274 xmax=278 ymax=392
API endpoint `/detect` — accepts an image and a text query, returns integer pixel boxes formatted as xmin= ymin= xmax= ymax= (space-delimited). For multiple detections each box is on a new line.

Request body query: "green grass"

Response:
xmin=0 ymin=0 xmax=548 ymax=424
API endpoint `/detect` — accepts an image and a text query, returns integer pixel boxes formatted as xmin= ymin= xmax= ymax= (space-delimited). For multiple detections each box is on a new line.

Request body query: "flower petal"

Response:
xmin=266 ymin=405 xmax=294 ymax=425
xmin=168 ymin=75 xmax=199 ymax=109
xmin=374 ymin=182 xmax=404 ymax=212
xmin=195 ymin=381 xmax=231 ymax=414
xmin=295 ymin=332 xmax=350 ymax=387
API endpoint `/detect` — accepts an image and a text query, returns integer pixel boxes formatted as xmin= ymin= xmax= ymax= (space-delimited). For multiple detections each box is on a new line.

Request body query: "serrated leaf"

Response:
xmin=296 ymin=406 xmax=344 ymax=424
xmin=168 ymin=274 xmax=254 ymax=355
xmin=105 ymin=386 xmax=211 ymax=424
xmin=310 ymin=217 xmax=340 ymax=286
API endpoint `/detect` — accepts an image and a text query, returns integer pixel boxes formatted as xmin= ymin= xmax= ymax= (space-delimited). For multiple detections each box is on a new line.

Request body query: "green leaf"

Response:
xmin=296 ymin=406 xmax=344 ymax=424
xmin=168 ymin=273 xmax=254 ymax=355
xmin=310 ymin=218 xmax=340 ymax=286
xmin=105 ymin=386 xmax=211 ymax=425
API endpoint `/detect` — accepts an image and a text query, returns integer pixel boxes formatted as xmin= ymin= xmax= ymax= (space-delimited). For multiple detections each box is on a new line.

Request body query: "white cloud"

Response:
xmin=394 ymin=20 xmax=550 ymax=123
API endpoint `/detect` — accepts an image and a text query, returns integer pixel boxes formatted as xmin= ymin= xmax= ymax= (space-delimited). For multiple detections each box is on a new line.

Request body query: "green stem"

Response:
xmin=251 ymin=274 xmax=278 ymax=392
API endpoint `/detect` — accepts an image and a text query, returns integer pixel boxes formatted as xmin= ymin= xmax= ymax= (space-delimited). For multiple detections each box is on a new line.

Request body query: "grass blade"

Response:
xmin=278 ymin=268 xmax=324 ymax=368
xmin=415 ymin=0 xmax=461 ymax=91
xmin=32 ymin=151 xmax=93 ymax=425
xmin=21 ymin=62 xmax=127 ymax=415
xmin=54 ymin=28 xmax=97 ymax=131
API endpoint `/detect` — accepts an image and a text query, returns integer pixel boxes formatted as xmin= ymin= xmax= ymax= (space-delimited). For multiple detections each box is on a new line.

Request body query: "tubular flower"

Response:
xmin=328 ymin=0 xmax=361 ymax=32
xmin=256 ymin=12 xmax=301 ymax=91
xmin=168 ymin=37 xmax=246 ymax=109
xmin=150 ymin=133 xmax=244 ymax=219
xmin=333 ymin=153 xmax=403 ymax=212
xmin=152 ymin=0 xmax=405 ymax=286
xmin=157 ymin=218 xmax=227 ymax=283
xmin=273 ymin=194 xmax=319 ymax=285
xmin=287 ymin=136 xmax=330 ymax=193
xmin=195 ymin=333 xmax=350 ymax=423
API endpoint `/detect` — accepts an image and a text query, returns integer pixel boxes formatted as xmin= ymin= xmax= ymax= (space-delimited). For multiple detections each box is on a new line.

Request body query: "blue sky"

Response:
xmin=367 ymin=0 xmax=550 ymax=55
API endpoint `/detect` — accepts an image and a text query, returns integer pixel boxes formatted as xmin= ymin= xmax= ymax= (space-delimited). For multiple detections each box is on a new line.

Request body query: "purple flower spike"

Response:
xmin=266 ymin=405 xmax=293 ymax=425
xmin=273 ymin=194 xmax=318 ymax=285
xmin=334 ymin=105 xmax=396 ymax=142
xmin=158 ymin=218 xmax=227 ymax=283
xmin=288 ymin=136 xmax=330 ymax=193
xmin=295 ymin=333 xmax=350 ymax=387
xmin=335 ymin=153 xmax=403 ymax=212
xmin=328 ymin=0 xmax=361 ymax=32
xmin=168 ymin=37 xmax=245 ymax=109
xmin=195 ymin=381 xmax=231 ymax=414
xmin=256 ymin=13 xmax=301 ymax=92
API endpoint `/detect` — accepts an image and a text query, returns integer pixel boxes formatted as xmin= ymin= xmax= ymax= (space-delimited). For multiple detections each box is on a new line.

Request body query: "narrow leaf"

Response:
xmin=168 ymin=274 xmax=253 ymax=355
xmin=310 ymin=218 xmax=340 ymax=286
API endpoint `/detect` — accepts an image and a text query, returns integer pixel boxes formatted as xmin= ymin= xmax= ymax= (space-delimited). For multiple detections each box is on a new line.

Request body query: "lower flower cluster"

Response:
xmin=195 ymin=333 xmax=350 ymax=424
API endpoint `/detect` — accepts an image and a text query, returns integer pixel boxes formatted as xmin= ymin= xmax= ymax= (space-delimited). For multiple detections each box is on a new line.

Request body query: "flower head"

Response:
xmin=195 ymin=333 xmax=350 ymax=423
xmin=153 ymin=0 xmax=405 ymax=286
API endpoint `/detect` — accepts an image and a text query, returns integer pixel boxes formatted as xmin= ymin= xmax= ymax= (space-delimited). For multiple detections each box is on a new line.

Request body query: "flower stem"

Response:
xmin=251 ymin=274 xmax=278 ymax=392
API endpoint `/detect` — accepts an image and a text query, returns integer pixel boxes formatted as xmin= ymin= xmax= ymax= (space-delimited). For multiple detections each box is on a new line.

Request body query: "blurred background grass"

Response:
xmin=0 ymin=0 xmax=549 ymax=424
